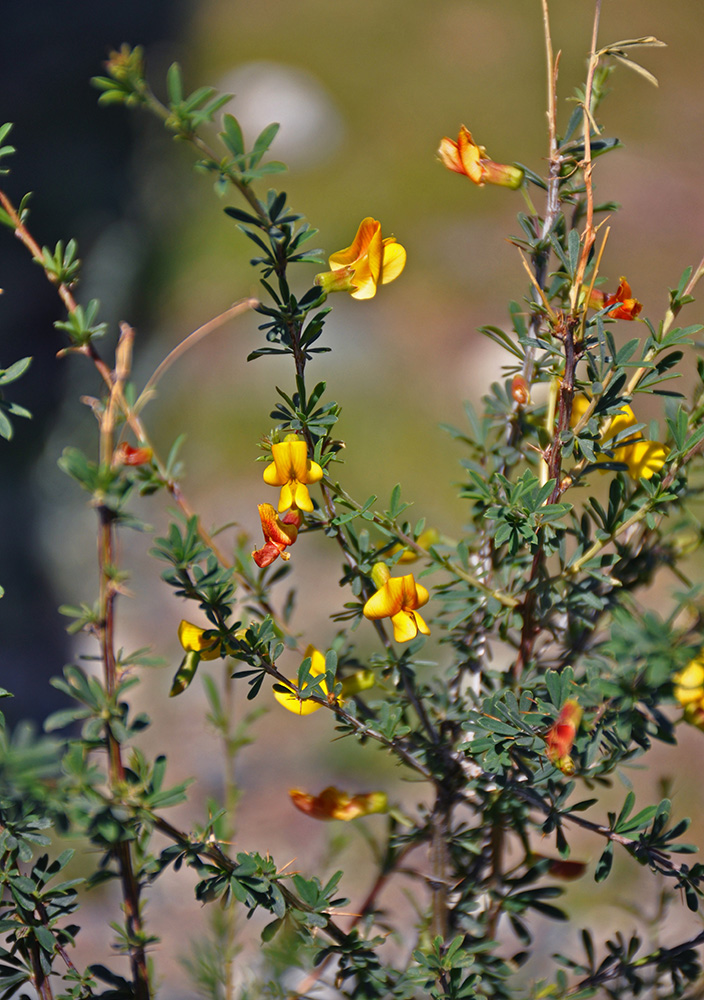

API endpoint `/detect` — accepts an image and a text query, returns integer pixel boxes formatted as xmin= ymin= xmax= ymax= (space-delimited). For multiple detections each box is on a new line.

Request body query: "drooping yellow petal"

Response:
xmin=178 ymin=620 xmax=221 ymax=660
xmin=390 ymin=609 xmax=429 ymax=643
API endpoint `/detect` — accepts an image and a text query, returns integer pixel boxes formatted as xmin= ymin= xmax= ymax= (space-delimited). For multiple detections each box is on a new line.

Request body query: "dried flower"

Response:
xmin=252 ymin=504 xmax=301 ymax=567
xmin=545 ymin=699 xmax=582 ymax=775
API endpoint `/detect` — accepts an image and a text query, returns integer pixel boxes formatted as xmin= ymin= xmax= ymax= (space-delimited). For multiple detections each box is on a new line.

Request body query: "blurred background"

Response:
xmin=2 ymin=0 xmax=704 ymax=995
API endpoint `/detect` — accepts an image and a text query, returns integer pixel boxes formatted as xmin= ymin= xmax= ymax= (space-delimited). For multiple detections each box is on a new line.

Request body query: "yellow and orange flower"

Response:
xmin=290 ymin=786 xmax=388 ymax=821
xmin=314 ymin=217 xmax=406 ymax=300
xmin=252 ymin=503 xmax=301 ymax=568
xmin=363 ymin=563 xmax=430 ymax=643
xmin=545 ymin=699 xmax=582 ymax=775
xmin=588 ymin=276 xmax=642 ymax=321
xmin=438 ymin=125 xmax=523 ymax=189
xmin=572 ymin=396 xmax=667 ymax=480
xmin=274 ymin=645 xmax=329 ymax=715
xmin=263 ymin=434 xmax=323 ymax=512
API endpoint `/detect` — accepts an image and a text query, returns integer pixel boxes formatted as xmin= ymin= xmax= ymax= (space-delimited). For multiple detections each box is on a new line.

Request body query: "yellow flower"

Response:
xmin=289 ymin=786 xmax=388 ymax=821
xmin=387 ymin=527 xmax=440 ymax=564
xmin=438 ymin=125 xmax=523 ymax=189
xmin=170 ymin=620 xmax=222 ymax=697
xmin=178 ymin=620 xmax=221 ymax=660
xmin=674 ymin=657 xmax=704 ymax=731
xmin=274 ymin=645 xmax=329 ymax=715
xmin=572 ymin=396 xmax=667 ymax=480
xmin=363 ymin=563 xmax=430 ymax=643
xmin=262 ymin=434 xmax=323 ymax=512
xmin=314 ymin=217 xmax=406 ymax=300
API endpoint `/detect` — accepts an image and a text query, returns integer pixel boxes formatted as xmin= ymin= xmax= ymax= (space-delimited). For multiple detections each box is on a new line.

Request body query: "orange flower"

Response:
xmin=438 ymin=125 xmax=523 ymax=189
xmin=262 ymin=433 xmax=323 ymax=512
xmin=252 ymin=504 xmax=301 ymax=568
xmin=114 ymin=442 xmax=153 ymax=466
xmin=588 ymin=276 xmax=642 ymax=321
xmin=314 ymin=217 xmax=406 ymax=300
xmin=545 ymin=699 xmax=582 ymax=775
xmin=362 ymin=563 xmax=430 ymax=643
xmin=290 ymin=786 xmax=388 ymax=821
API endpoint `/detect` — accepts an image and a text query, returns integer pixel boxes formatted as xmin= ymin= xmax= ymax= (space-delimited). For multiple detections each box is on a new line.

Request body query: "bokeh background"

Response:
xmin=3 ymin=1 xmax=704 ymax=995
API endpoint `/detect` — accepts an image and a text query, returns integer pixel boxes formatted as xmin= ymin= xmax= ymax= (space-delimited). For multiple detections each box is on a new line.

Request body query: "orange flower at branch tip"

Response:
xmin=114 ymin=442 xmax=153 ymax=466
xmin=588 ymin=276 xmax=642 ymax=321
xmin=673 ymin=657 xmax=704 ymax=730
xmin=545 ymin=699 xmax=582 ymax=775
xmin=314 ymin=217 xmax=407 ymax=300
xmin=289 ymin=786 xmax=388 ymax=821
xmin=571 ymin=395 xmax=667 ymax=481
xmin=252 ymin=504 xmax=302 ymax=568
xmin=273 ymin=644 xmax=329 ymax=715
xmin=437 ymin=125 xmax=523 ymax=189
xmin=262 ymin=433 xmax=323 ymax=512
xmin=363 ymin=562 xmax=430 ymax=643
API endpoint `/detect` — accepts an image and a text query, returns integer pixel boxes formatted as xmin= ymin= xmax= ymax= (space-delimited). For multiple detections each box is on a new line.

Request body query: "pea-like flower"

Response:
xmin=170 ymin=620 xmax=222 ymax=697
xmin=113 ymin=442 xmax=153 ymax=466
xmin=545 ymin=699 xmax=582 ymax=775
xmin=572 ymin=396 xmax=667 ymax=480
xmin=289 ymin=786 xmax=388 ymax=821
xmin=263 ymin=433 xmax=323 ymax=512
xmin=363 ymin=563 xmax=431 ymax=643
xmin=438 ymin=125 xmax=523 ymax=189
xmin=274 ymin=645 xmax=329 ymax=715
xmin=386 ymin=527 xmax=440 ymax=565
xmin=252 ymin=503 xmax=302 ymax=568
xmin=674 ymin=657 xmax=704 ymax=730
xmin=314 ymin=217 xmax=406 ymax=300
xmin=588 ymin=276 xmax=642 ymax=321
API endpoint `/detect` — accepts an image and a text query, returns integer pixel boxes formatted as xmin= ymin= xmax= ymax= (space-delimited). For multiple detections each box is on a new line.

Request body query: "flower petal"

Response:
xmin=178 ymin=620 xmax=221 ymax=659
xmin=363 ymin=577 xmax=404 ymax=619
xmin=390 ymin=609 xmax=421 ymax=642
xmin=329 ymin=217 xmax=380 ymax=269
xmin=379 ymin=240 xmax=407 ymax=285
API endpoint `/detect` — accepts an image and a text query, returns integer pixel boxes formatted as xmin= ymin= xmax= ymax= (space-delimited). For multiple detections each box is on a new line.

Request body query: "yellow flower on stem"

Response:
xmin=252 ymin=503 xmax=302 ymax=568
xmin=363 ymin=563 xmax=430 ymax=643
xmin=170 ymin=620 xmax=222 ymax=697
xmin=545 ymin=699 xmax=582 ymax=775
xmin=674 ymin=657 xmax=704 ymax=730
xmin=438 ymin=125 xmax=523 ymax=189
xmin=274 ymin=645 xmax=329 ymax=715
xmin=314 ymin=217 xmax=406 ymax=300
xmin=386 ymin=527 xmax=440 ymax=565
xmin=262 ymin=433 xmax=323 ymax=512
xmin=572 ymin=395 xmax=667 ymax=481
xmin=289 ymin=786 xmax=388 ymax=821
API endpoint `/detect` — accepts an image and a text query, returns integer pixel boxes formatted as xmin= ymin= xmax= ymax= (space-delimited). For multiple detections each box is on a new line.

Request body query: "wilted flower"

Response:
xmin=274 ymin=645 xmax=329 ymax=715
xmin=588 ymin=276 xmax=642 ymax=321
xmin=113 ymin=442 xmax=153 ymax=466
xmin=572 ymin=395 xmax=667 ymax=480
xmin=314 ymin=217 xmax=406 ymax=300
xmin=363 ymin=563 xmax=430 ymax=643
xmin=252 ymin=504 xmax=302 ymax=567
xmin=545 ymin=699 xmax=582 ymax=775
xmin=438 ymin=125 xmax=523 ymax=189
xmin=289 ymin=786 xmax=388 ymax=821
xmin=263 ymin=433 xmax=323 ymax=512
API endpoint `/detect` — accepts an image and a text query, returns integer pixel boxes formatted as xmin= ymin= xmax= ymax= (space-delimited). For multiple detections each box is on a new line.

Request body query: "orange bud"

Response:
xmin=511 ymin=374 xmax=531 ymax=406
